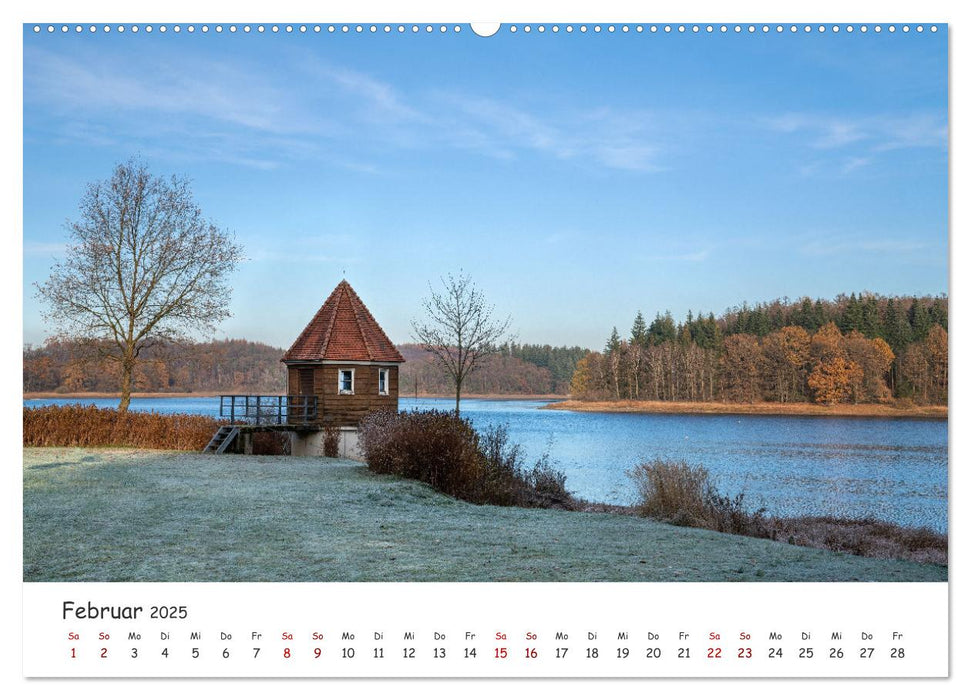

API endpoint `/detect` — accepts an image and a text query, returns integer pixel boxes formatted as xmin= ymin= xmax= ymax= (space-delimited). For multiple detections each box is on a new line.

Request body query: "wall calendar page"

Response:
xmin=24 ymin=583 xmax=948 ymax=677
xmin=13 ymin=0 xmax=957 ymax=694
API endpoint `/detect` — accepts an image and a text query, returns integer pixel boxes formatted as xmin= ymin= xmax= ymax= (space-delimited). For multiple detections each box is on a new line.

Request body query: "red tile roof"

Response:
xmin=281 ymin=280 xmax=405 ymax=364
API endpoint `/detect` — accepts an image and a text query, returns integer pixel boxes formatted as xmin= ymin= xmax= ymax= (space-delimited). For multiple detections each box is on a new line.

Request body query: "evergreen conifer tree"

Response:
xmin=908 ymin=298 xmax=932 ymax=340
xmin=630 ymin=311 xmax=648 ymax=347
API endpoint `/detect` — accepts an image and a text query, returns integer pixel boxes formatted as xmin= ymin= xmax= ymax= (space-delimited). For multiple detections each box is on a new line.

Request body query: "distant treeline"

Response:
xmin=23 ymin=338 xmax=585 ymax=397
xmin=398 ymin=343 xmax=587 ymax=396
xmin=574 ymin=293 xmax=948 ymax=405
xmin=23 ymin=339 xmax=287 ymax=394
xmin=23 ymin=292 xmax=947 ymax=404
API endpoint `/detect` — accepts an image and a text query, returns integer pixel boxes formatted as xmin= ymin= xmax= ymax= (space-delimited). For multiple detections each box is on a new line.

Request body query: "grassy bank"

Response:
xmin=544 ymin=399 xmax=947 ymax=420
xmin=23 ymin=448 xmax=946 ymax=582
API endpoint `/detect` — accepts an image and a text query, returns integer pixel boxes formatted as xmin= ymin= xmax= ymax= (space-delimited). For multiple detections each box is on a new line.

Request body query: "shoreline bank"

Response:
xmin=543 ymin=399 xmax=947 ymax=420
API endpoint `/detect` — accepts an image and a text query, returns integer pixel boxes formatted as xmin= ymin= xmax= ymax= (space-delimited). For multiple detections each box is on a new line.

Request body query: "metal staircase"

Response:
xmin=203 ymin=426 xmax=240 ymax=454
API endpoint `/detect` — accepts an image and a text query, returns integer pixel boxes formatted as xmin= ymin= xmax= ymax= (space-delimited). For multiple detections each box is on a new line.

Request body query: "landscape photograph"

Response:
xmin=22 ymin=23 xmax=947 ymax=583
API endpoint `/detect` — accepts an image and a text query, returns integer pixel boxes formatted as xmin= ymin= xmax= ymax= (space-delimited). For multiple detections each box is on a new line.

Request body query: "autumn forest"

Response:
xmin=574 ymin=293 xmax=948 ymax=406
xmin=23 ymin=293 xmax=947 ymax=407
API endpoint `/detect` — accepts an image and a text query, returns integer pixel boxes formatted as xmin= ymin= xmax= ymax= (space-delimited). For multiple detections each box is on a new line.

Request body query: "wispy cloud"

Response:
xmin=307 ymin=61 xmax=429 ymax=125
xmin=26 ymin=45 xmax=670 ymax=174
xmin=437 ymin=95 xmax=665 ymax=172
xmin=766 ymin=112 xmax=946 ymax=152
xmin=26 ymin=48 xmax=328 ymax=136
xmin=450 ymin=96 xmax=563 ymax=152
xmin=38 ymin=43 xmax=945 ymax=182
xmin=769 ymin=114 xmax=866 ymax=149
xmin=872 ymin=114 xmax=949 ymax=151
xmin=767 ymin=111 xmax=945 ymax=177
xmin=840 ymin=156 xmax=872 ymax=174
xmin=23 ymin=47 xmax=346 ymax=172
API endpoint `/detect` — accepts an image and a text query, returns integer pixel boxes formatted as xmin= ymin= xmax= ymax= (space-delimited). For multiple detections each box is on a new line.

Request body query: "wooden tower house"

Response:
xmin=281 ymin=279 xmax=405 ymax=428
xmin=204 ymin=280 xmax=403 ymax=457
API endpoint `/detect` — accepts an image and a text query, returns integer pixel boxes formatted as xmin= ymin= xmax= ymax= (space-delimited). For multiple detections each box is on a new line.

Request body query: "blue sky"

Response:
xmin=22 ymin=24 xmax=948 ymax=350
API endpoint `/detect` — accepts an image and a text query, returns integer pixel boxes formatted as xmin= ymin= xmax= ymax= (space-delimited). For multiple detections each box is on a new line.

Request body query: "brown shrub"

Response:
xmin=359 ymin=410 xmax=487 ymax=501
xmin=523 ymin=450 xmax=573 ymax=509
xmin=322 ymin=425 xmax=341 ymax=458
xmin=359 ymin=410 xmax=575 ymax=509
xmin=630 ymin=459 xmax=770 ymax=537
xmin=23 ymin=404 xmax=224 ymax=451
xmin=629 ymin=459 xmax=710 ymax=525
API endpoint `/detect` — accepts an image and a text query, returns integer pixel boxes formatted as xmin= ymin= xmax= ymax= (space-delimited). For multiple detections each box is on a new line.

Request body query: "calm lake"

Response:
xmin=25 ymin=396 xmax=948 ymax=533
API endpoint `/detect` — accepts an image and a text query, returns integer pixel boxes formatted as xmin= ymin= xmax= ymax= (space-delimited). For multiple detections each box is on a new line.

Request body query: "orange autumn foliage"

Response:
xmin=762 ymin=326 xmax=811 ymax=403
xmin=808 ymin=356 xmax=864 ymax=405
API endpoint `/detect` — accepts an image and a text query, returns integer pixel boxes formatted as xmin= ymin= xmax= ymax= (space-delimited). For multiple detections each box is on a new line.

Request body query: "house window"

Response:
xmin=378 ymin=368 xmax=389 ymax=395
xmin=338 ymin=369 xmax=354 ymax=395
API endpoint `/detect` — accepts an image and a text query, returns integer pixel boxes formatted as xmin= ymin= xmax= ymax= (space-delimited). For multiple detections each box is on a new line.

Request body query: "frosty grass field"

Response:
xmin=23 ymin=448 xmax=946 ymax=583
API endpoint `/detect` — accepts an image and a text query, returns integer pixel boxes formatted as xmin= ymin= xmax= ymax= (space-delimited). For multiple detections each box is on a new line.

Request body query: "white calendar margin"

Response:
xmin=7 ymin=0 xmax=963 ymax=696
xmin=23 ymin=582 xmax=948 ymax=678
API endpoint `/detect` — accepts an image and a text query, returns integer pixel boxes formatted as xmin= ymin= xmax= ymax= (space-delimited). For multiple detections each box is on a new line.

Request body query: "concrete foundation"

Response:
xmin=289 ymin=427 xmax=362 ymax=461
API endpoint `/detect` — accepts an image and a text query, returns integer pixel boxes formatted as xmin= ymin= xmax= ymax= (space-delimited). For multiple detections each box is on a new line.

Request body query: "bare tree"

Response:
xmin=36 ymin=159 xmax=243 ymax=411
xmin=411 ymin=272 xmax=512 ymax=414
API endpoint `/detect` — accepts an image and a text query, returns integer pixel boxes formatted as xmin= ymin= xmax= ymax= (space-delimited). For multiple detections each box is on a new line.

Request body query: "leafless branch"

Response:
xmin=35 ymin=158 xmax=243 ymax=410
xmin=410 ymin=272 xmax=512 ymax=413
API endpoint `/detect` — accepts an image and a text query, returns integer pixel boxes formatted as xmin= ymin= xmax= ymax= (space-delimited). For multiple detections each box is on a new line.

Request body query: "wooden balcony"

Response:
xmin=218 ymin=395 xmax=318 ymax=426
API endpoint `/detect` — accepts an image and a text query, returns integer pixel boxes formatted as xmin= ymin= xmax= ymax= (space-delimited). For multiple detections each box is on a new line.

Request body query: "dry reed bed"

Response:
xmin=630 ymin=460 xmax=947 ymax=565
xmin=23 ymin=404 xmax=223 ymax=451
xmin=768 ymin=516 xmax=947 ymax=566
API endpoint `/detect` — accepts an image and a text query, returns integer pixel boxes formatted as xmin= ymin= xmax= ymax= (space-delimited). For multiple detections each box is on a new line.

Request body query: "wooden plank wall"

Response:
xmin=287 ymin=364 xmax=399 ymax=426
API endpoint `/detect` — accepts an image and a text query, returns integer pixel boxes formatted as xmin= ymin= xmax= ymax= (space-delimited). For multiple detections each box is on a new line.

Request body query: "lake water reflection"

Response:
xmin=25 ymin=396 xmax=948 ymax=532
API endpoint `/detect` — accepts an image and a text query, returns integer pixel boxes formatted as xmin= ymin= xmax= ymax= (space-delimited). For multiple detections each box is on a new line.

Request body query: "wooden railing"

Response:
xmin=218 ymin=395 xmax=318 ymax=425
